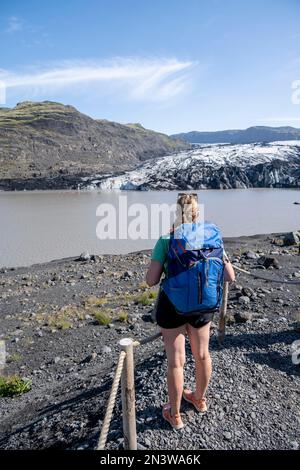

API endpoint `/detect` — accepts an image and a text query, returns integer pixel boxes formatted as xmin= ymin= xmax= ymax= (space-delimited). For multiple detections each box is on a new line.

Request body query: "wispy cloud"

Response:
xmin=0 ymin=57 xmax=197 ymax=103
xmin=5 ymin=16 xmax=24 ymax=33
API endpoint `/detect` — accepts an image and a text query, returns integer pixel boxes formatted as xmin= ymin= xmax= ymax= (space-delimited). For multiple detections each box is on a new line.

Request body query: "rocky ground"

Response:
xmin=0 ymin=232 xmax=299 ymax=450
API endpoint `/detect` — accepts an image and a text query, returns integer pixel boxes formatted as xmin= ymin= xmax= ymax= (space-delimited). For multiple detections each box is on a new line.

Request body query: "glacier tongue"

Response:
xmin=80 ymin=141 xmax=300 ymax=190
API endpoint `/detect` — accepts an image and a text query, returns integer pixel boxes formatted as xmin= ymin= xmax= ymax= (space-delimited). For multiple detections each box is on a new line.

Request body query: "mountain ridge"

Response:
xmin=171 ymin=126 xmax=300 ymax=144
xmin=0 ymin=101 xmax=189 ymax=190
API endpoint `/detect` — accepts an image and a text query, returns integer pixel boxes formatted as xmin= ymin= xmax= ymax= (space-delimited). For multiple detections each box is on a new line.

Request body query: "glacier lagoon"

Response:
xmin=0 ymin=188 xmax=299 ymax=267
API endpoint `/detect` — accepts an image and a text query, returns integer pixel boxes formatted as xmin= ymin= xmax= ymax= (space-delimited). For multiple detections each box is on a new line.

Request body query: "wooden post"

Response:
xmin=218 ymin=282 xmax=229 ymax=344
xmin=0 ymin=340 xmax=5 ymax=376
xmin=119 ymin=338 xmax=137 ymax=450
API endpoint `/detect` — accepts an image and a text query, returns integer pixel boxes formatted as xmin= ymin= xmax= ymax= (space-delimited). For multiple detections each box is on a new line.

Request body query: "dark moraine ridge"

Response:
xmin=0 ymin=101 xmax=189 ymax=190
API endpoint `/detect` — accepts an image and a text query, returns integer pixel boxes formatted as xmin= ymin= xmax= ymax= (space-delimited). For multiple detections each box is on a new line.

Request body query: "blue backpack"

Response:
xmin=161 ymin=222 xmax=225 ymax=315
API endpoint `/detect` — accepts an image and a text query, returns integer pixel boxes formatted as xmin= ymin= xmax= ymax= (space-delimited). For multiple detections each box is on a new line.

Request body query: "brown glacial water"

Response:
xmin=0 ymin=188 xmax=299 ymax=267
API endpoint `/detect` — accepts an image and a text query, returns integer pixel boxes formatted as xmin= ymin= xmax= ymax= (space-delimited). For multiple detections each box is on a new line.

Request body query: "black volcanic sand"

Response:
xmin=0 ymin=233 xmax=299 ymax=450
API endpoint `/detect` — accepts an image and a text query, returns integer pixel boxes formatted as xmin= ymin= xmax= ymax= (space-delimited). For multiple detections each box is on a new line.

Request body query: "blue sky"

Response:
xmin=0 ymin=0 xmax=300 ymax=134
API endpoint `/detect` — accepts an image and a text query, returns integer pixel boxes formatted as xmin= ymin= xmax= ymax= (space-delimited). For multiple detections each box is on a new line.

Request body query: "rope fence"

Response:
xmin=97 ymin=333 xmax=162 ymax=450
xmin=97 ymin=261 xmax=300 ymax=450
xmin=97 ymin=350 xmax=126 ymax=450
xmin=233 ymin=264 xmax=300 ymax=285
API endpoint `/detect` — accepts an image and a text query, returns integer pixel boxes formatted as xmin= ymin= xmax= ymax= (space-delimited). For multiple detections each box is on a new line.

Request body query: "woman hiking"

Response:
xmin=145 ymin=193 xmax=235 ymax=430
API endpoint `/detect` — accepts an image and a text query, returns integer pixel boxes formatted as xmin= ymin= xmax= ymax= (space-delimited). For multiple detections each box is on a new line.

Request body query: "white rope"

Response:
xmin=233 ymin=264 xmax=300 ymax=285
xmin=97 ymin=350 xmax=126 ymax=450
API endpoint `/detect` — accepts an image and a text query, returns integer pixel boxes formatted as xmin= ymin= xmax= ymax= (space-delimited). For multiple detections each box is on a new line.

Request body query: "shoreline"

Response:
xmin=1 ymin=181 xmax=300 ymax=192
xmin=0 ymin=171 xmax=123 ymax=192
xmin=0 ymin=231 xmax=295 ymax=272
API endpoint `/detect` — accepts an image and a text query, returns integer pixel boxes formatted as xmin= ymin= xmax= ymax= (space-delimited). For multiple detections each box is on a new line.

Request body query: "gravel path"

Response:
xmin=0 ymin=233 xmax=299 ymax=450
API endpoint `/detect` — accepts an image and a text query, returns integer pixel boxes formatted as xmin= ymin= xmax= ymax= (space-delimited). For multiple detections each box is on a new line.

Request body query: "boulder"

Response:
xmin=238 ymin=296 xmax=251 ymax=305
xmin=122 ymin=270 xmax=134 ymax=279
xmin=245 ymin=250 xmax=259 ymax=260
xmin=283 ymin=231 xmax=300 ymax=246
xmin=235 ymin=311 xmax=253 ymax=323
xmin=76 ymin=251 xmax=90 ymax=261
xmin=257 ymin=256 xmax=279 ymax=269
xmin=82 ymin=352 xmax=97 ymax=363
xmin=242 ymin=286 xmax=255 ymax=298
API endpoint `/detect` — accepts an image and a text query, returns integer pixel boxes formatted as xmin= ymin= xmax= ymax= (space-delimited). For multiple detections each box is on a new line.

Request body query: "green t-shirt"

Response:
xmin=151 ymin=234 xmax=229 ymax=278
xmin=151 ymin=233 xmax=171 ymax=276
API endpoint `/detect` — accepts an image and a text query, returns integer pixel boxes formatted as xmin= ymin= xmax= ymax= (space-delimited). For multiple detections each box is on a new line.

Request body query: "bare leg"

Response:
xmin=186 ymin=322 xmax=212 ymax=399
xmin=160 ymin=325 xmax=186 ymax=415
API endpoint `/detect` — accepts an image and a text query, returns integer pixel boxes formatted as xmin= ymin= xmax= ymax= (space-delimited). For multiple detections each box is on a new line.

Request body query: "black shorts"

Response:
xmin=156 ymin=289 xmax=215 ymax=329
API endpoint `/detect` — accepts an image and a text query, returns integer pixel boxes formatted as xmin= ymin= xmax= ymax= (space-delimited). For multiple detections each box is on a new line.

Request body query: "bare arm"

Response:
xmin=224 ymin=260 xmax=235 ymax=283
xmin=145 ymin=260 xmax=164 ymax=287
